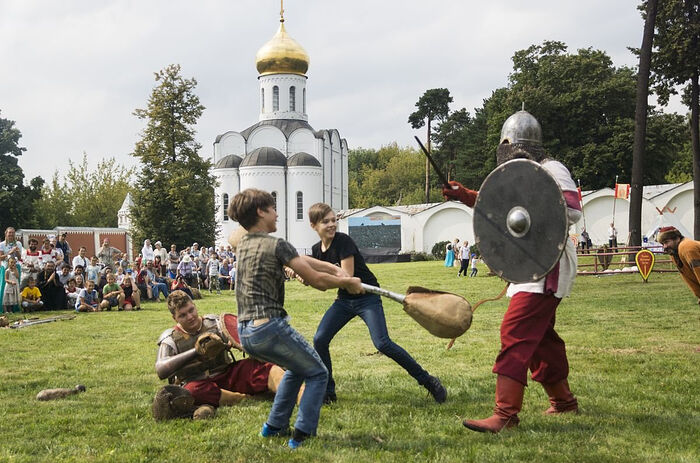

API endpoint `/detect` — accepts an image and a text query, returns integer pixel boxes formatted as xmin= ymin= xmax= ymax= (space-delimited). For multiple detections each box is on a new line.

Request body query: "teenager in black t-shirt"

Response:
xmin=305 ymin=203 xmax=446 ymax=404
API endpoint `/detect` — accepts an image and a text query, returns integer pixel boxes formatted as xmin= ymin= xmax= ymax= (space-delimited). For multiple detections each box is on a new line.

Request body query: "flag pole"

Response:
xmin=578 ymin=179 xmax=587 ymax=231
xmin=612 ymin=175 xmax=619 ymax=227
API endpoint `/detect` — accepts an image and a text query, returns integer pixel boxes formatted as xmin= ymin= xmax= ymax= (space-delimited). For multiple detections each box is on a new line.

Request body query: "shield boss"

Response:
xmin=474 ymin=159 xmax=568 ymax=283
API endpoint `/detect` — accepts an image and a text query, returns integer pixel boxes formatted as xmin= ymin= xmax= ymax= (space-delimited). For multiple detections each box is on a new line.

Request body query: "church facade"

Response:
xmin=213 ymin=12 xmax=348 ymax=252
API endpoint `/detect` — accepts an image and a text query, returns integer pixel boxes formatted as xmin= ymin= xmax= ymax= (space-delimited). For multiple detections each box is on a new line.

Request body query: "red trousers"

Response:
xmin=184 ymin=358 xmax=274 ymax=406
xmin=493 ymin=292 xmax=570 ymax=386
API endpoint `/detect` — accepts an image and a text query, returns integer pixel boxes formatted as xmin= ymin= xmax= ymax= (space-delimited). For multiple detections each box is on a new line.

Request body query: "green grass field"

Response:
xmin=0 ymin=261 xmax=698 ymax=463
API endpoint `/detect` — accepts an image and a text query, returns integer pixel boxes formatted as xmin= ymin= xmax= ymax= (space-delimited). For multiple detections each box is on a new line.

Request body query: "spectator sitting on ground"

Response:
xmin=76 ymin=280 xmax=99 ymax=312
xmin=135 ymin=253 xmax=143 ymax=272
xmin=170 ymin=274 xmax=194 ymax=299
xmin=100 ymin=273 xmax=124 ymax=311
xmin=73 ymin=265 xmax=84 ymax=280
xmin=37 ymin=261 xmax=65 ymax=310
xmin=219 ymin=259 xmax=231 ymax=291
xmin=146 ymin=260 xmax=169 ymax=301
xmin=20 ymin=277 xmax=43 ymax=312
xmin=86 ymin=256 xmax=101 ymax=286
xmin=136 ymin=265 xmax=151 ymax=300
xmin=72 ymin=246 xmax=90 ymax=270
xmin=75 ymin=274 xmax=85 ymax=289
xmin=65 ymin=277 xmax=79 ymax=309
xmin=58 ymin=265 xmax=72 ymax=286
xmin=154 ymin=255 xmax=165 ymax=279
xmin=115 ymin=266 xmax=126 ymax=285
xmin=97 ymin=267 xmax=113 ymax=298
xmin=120 ymin=272 xmax=141 ymax=311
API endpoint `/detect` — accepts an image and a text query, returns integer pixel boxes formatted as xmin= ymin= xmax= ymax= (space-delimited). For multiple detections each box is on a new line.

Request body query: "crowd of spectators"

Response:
xmin=0 ymin=227 xmax=237 ymax=314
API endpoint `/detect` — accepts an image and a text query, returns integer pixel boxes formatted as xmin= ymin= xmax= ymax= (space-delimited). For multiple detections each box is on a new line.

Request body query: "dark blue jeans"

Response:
xmin=313 ymin=293 xmax=430 ymax=396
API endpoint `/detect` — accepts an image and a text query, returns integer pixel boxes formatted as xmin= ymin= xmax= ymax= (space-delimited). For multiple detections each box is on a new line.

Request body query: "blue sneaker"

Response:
xmin=288 ymin=438 xmax=304 ymax=449
xmin=259 ymin=423 xmax=289 ymax=438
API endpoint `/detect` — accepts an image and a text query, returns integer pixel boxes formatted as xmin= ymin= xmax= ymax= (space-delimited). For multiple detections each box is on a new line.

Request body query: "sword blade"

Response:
xmin=414 ymin=136 xmax=452 ymax=188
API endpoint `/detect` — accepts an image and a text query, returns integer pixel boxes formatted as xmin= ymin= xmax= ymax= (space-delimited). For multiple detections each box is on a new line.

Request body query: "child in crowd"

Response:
xmin=75 ymin=274 xmax=85 ymax=289
xmin=470 ymin=254 xmax=479 ymax=277
xmin=229 ymin=189 xmax=362 ymax=449
xmin=65 ymin=278 xmax=79 ymax=309
xmin=3 ymin=256 xmax=20 ymax=313
xmin=206 ymin=252 xmax=221 ymax=294
xmin=58 ymin=265 xmax=71 ymax=286
xmin=100 ymin=273 xmax=124 ymax=311
xmin=228 ymin=260 xmax=237 ymax=291
xmin=76 ymin=280 xmax=99 ymax=312
xmin=20 ymin=277 xmax=43 ymax=312
xmin=115 ymin=266 xmax=126 ymax=285
xmin=86 ymin=256 xmax=101 ymax=286
xmin=120 ymin=273 xmax=140 ymax=311
xmin=306 ymin=202 xmax=446 ymax=405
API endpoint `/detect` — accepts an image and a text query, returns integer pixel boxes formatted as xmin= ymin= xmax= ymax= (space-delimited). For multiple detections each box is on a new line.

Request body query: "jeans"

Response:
xmin=238 ymin=317 xmax=328 ymax=435
xmin=313 ymin=293 xmax=430 ymax=397
xmin=150 ymin=282 xmax=169 ymax=300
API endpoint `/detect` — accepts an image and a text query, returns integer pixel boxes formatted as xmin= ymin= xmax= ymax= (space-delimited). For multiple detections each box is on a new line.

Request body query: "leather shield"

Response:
xmin=217 ymin=313 xmax=244 ymax=352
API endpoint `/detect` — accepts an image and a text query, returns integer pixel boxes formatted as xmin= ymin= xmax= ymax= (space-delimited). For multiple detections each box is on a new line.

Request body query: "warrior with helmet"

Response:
xmin=153 ymin=290 xmax=292 ymax=420
xmin=443 ymin=109 xmax=582 ymax=432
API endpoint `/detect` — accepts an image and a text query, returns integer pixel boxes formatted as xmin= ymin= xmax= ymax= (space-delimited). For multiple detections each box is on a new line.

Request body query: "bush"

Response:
xmin=410 ymin=252 xmax=436 ymax=262
xmin=431 ymin=240 xmax=450 ymax=260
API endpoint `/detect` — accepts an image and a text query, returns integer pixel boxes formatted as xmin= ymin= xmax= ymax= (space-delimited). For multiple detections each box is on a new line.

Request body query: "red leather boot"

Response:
xmin=542 ymin=379 xmax=578 ymax=414
xmin=463 ymin=375 xmax=524 ymax=433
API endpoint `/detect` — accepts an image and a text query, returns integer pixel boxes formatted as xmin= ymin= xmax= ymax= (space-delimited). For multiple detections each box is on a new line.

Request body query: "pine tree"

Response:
xmin=130 ymin=64 xmax=217 ymax=249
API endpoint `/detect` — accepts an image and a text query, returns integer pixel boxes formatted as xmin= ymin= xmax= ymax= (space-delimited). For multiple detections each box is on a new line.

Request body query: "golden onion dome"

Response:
xmin=255 ymin=20 xmax=309 ymax=76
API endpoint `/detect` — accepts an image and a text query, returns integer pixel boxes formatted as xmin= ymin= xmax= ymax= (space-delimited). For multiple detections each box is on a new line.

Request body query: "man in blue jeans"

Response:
xmin=229 ymin=188 xmax=362 ymax=449
xmin=303 ymin=202 xmax=446 ymax=405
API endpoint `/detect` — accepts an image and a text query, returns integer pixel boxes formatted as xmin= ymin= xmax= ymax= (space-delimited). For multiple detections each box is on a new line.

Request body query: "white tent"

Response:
xmin=644 ymin=212 xmax=692 ymax=243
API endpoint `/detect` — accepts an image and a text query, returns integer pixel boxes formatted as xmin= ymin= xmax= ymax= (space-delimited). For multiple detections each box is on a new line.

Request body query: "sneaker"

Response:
xmin=288 ymin=429 xmax=310 ymax=449
xmin=424 ymin=376 xmax=447 ymax=404
xmin=323 ymin=392 xmax=337 ymax=405
xmin=259 ymin=423 xmax=289 ymax=438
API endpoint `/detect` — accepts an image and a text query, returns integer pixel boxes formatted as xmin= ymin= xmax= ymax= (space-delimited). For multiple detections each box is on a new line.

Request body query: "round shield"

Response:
xmin=473 ymin=159 xmax=568 ymax=283
xmin=217 ymin=313 xmax=244 ymax=352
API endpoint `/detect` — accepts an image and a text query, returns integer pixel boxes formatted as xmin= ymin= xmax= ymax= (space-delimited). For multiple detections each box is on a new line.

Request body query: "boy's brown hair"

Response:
xmin=308 ymin=202 xmax=334 ymax=225
xmin=228 ymin=188 xmax=275 ymax=229
xmin=167 ymin=290 xmax=193 ymax=316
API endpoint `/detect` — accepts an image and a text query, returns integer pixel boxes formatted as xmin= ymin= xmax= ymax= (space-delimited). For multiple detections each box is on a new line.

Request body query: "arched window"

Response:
xmin=223 ymin=194 xmax=229 ymax=221
xmin=289 ymin=86 xmax=296 ymax=112
xmin=271 ymin=191 xmax=277 ymax=210
xmin=261 ymin=88 xmax=265 ymax=112
xmin=273 ymin=86 xmax=279 ymax=111
xmin=303 ymin=88 xmax=306 ymax=113
xmin=296 ymin=192 xmax=303 ymax=220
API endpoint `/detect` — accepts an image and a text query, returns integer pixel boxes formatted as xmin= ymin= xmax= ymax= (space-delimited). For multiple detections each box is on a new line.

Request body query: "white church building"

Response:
xmin=212 ymin=11 xmax=348 ymax=251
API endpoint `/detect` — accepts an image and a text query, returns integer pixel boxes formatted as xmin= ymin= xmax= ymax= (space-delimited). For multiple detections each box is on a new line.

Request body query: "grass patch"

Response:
xmin=0 ymin=262 xmax=698 ymax=462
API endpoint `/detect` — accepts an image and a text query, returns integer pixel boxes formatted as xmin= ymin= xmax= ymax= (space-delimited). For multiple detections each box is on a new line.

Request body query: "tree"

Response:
xmin=647 ymin=0 xmax=700 ymax=237
xmin=629 ymin=0 xmax=659 ymax=247
xmin=0 ymin=112 xmax=43 ymax=231
xmin=408 ymin=89 xmax=453 ymax=202
xmin=130 ymin=64 xmax=216 ymax=249
xmin=32 ymin=154 xmax=135 ymax=228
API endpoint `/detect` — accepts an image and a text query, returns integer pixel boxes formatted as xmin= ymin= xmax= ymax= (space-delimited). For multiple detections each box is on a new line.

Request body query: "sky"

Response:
xmin=0 ymin=0 xmax=685 ymax=182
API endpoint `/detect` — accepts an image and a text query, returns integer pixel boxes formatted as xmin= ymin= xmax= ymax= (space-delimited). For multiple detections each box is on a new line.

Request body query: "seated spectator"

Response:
xmin=37 ymin=261 xmax=66 ymax=310
xmin=65 ymin=277 xmax=79 ymax=309
xmin=72 ymin=246 xmax=90 ymax=271
xmin=153 ymin=256 xmax=165 ymax=278
xmin=136 ymin=266 xmax=151 ymax=300
xmin=58 ymin=265 xmax=72 ymax=286
xmin=73 ymin=265 xmax=85 ymax=280
xmin=118 ymin=253 xmax=129 ymax=271
xmin=170 ymin=274 xmax=194 ymax=299
xmin=86 ymin=256 xmax=101 ymax=286
xmin=177 ymin=254 xmax=196 ymax=287
xmin=100 ymin=273 xmax=124 ymax=311
xmin=134 ymin=253 xmax=143 ymax=272
xmin=20 ymin=277 xmax=44 ymax=312
xmin=145 ymin=260 xmax=169 ymax=301
xmin=115 ymin=266 xmax=126 ymax=285
xmin=75 ymin=274 xmax=85 ymax=289
xmin=121 ymin=272 xmax=141 ymax=311
xmin=219 ymin=259 xmax=231 ymax=291
xmin=76 ymin=280 xmax=99 ymax=312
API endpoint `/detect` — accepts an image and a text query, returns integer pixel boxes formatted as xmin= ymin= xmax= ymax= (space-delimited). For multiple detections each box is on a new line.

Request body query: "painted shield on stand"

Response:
xmin=474 ymin=159 xmax=568 ymax=283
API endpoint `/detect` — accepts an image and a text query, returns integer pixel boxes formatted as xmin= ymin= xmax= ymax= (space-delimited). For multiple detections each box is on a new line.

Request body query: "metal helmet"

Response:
xmin=496 ymin=109 xmax=546 ymax=165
